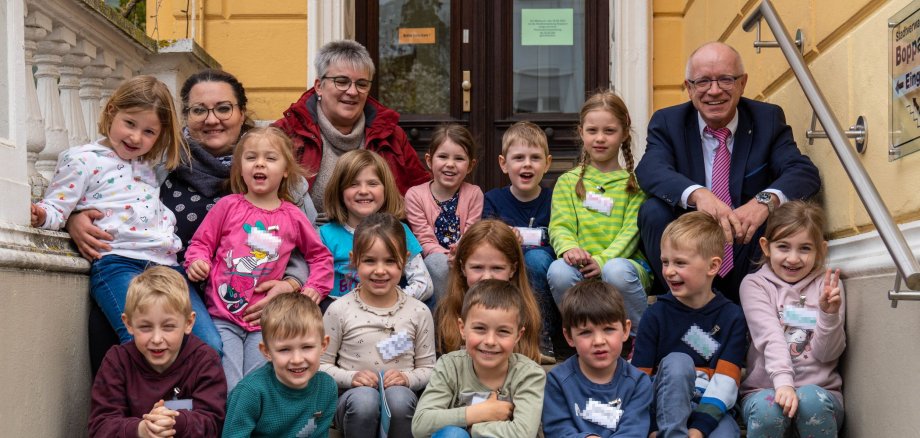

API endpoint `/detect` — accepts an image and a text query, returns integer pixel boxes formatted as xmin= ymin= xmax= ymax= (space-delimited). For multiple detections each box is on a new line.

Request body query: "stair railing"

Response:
xmin=742 ymin=0 xmax=920 ymax=305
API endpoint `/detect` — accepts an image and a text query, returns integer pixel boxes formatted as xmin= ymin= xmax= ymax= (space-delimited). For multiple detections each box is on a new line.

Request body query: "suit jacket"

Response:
xmin=636 ymin=97 xmax=820 ymax=209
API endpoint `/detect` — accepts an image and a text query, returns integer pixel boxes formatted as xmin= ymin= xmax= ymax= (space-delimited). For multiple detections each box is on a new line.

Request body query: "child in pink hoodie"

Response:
xmin=739 ymin=201 xmax=845 ymax=437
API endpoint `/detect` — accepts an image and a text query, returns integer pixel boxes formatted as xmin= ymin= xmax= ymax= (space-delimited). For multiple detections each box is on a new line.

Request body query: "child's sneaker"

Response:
xmin=540 ymin=333 xmax=556 ymax=364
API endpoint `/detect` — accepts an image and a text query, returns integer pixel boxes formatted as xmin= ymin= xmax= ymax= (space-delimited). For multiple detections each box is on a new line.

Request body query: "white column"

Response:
xmin=60 ymin=39 xmax=95 ymax=147
xmin=24 ymin=9 xmax=49 ymax=201
xmin=101 ymin=63 xmax=133 ymax=115
xmin=306 ymin=0 xmax=350 ymax=85
xmin=34 ymin=24 xmax=73 ymax=181
xmin=612 ymin=0 xmax=651 ymax=159
xmin=80 ymin=50 xmax=115 ymax=142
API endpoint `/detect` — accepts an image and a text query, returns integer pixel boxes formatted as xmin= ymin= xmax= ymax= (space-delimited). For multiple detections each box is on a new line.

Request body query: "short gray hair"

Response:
xmin=314 ymin=40 xmax=376 ymax=79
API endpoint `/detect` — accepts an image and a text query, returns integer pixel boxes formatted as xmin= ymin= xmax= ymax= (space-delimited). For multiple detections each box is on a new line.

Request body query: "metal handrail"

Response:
xmin=742 ymin=0 xmax=920 ymax=292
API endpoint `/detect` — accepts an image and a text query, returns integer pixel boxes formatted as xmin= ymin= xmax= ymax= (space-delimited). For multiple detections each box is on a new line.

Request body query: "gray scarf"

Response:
xmin=312 ymin=106 xmax=367 ymax=212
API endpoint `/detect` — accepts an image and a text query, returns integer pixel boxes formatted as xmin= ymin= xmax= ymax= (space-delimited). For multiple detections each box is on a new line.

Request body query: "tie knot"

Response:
xmin=705 ymin=126 xmax=731 ymax=145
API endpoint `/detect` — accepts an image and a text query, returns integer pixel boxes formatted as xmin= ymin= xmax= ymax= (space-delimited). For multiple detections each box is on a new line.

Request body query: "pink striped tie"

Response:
xmin=705 ymin=126 xmax=734 ymax=277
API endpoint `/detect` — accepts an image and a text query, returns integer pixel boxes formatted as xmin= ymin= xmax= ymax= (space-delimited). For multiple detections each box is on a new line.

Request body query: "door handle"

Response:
xmin=462 ymin=70 xmax=471 ymax=112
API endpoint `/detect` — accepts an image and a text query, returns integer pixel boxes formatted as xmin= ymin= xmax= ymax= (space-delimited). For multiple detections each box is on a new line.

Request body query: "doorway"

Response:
xmin=356 ymin=0 xmax=610 ymax=191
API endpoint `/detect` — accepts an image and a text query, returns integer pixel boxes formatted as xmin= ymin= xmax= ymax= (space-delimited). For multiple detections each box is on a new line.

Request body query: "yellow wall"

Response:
xmin=652 ymin=0 xmax=920 ymax=237
xmin=147 ymin=0 xmax=309 ymax=121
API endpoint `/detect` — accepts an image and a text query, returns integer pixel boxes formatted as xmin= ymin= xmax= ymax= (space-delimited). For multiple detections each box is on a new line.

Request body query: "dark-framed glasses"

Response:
xmin=322 ymin=75 xmax=373 ymax=93
xmin=686 ymin=75 xmax=744 ymax=92
xmin=186 ymin=102 xmax=238 ymax=122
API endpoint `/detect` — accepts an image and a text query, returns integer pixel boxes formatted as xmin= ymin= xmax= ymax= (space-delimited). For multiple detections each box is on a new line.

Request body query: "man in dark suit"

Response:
xmin=636 ymin=42 xmax=820 ymax=303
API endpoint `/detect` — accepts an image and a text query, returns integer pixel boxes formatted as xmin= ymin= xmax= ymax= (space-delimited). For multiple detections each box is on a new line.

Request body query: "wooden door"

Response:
xmin=357 ymin=0 xmax=609 ymax=191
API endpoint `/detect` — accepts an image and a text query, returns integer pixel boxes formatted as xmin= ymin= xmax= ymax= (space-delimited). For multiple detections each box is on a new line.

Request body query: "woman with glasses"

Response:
xmin=68 ymin=69 xmax=320 ymax=374
xmin=274 ymin=39 xmax=430 ymax=217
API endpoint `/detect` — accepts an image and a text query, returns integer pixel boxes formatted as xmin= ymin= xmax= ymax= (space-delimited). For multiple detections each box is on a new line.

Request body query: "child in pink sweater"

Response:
xmin=739 ymin=201 xmax=845 ymax=438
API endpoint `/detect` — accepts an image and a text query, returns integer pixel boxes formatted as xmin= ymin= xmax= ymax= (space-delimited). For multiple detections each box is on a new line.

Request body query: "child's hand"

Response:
xmin=466 ymin=391 xmax=514 ymax=424
xmin=382 ymin=369 xmax=408 ymax=388
xmin=773 ymin=385 xmax=799 ymax=418
xmin=30 ymin=204 xmax=46 ymax=228
xmin=688 ymin=428 xmax=704 ymax=438
xmin=65 ymin=209 xmax=113 ymax=260
xmin=511 ymin=227 xmax=524 ymax=246
xmin=562 ymin=248 xmax=593 ymax=268
xmin=820 ymin=268 xmax=842 ymax=314
xmin=579 ymin=258 xmax=601 ymax=278
xmin=186 ymin=260 xmax=211 ymax=282
xmin=352 ymin=370 xmax=380 ymax=388
xmin=301 ymin=287 xmax=322 ymax=304
xmin=139 ymin=400 xmax=178 ymax=437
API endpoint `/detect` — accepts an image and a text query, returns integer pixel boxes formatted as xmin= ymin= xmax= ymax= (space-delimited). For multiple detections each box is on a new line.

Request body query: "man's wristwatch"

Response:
xmin=755 ymin=191 xmax=775 ymax=214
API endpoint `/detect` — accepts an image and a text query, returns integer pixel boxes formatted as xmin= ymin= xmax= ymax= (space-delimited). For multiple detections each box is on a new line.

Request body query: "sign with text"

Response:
xmin=889 ymin=1 xmax=920 ymax=160
xmin=399 ymin=27 xmax=436 ymax=45
xmin=521 ymin=9 xmax=573 ymax=46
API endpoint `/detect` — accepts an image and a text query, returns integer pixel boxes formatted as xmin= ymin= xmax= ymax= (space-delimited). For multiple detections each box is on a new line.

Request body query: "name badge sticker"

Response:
xmin=584 ymin=192 xmax=613 ymax=216
xmin=377 ymin=330 xmax=413 ymax=362
xmin=784 ymin=307 xmax=818 ymax=329
xmin=682 ymin=324 xmax=720 ymax=360
xmin=164 ymin=399 xmax=193 ymax=411
xmin=515 ymin=227 xmax=543 ymax=246
xmin=576 ymin=398 xmax=623 ymax=431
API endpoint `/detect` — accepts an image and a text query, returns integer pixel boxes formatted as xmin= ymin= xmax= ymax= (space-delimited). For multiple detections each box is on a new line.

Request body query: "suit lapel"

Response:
xmin=685 ymin=107 xmax=706 ymax=185
xmin=730 ymin=102 xmax=753 ymax=206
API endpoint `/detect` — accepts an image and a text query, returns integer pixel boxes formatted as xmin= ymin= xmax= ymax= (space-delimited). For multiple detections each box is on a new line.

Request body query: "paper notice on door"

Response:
xmin=399 ymin=27 xmax=436 ymax=44
xmin=521 ymin=9 xmax=574 ymax=46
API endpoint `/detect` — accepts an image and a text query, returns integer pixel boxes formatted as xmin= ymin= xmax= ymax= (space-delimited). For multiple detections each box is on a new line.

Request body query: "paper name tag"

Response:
xmin=515 ymin=227 xmax=544 ymax=246
xmin=584 ymin=192 xmax=613 ymax=215
xmin=377 ymin=330 xmax=413 ymax=362
xmin=460 ymin=391 xmax=511 ymax=406
xmin=164 ymin=399 xmax=193 ymax=411
xmin=576 ymin=398 xmax=623 ymax=431
xmin=784 ymin=307 xmax=818 ymax=329
xmin=682 ymin=324 xmax=720 ymax=360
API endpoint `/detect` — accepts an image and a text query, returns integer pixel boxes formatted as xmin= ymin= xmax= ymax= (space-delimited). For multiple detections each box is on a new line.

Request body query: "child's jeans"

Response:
xmin=742 ymin=385 xmax=844 ymax=438
xmin=90 ymin=254 xmax=222 ymax=354
xmin=432 ymin=425 xmax=470 ymax=438
xmin=336 ymin=385 xmax=417 ymax=437
xmin=547 ymin=257 xmax=648 ymax=336
xmin=213 ymin=318 xmax=265 ymax=392
xmin=652 ymin=352 xmax=741 ymax=438
xmin=524 ymin=248 xmax=557 ymax=337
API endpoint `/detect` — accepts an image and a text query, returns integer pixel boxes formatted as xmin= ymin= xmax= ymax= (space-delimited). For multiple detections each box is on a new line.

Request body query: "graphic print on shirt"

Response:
xmin=778 ymin=306 xmax=814 ymax=361
xmin=574 ymin=398 xmax=623 ymax=431
xmin=218 ymin=221 xmax=282 ymax=313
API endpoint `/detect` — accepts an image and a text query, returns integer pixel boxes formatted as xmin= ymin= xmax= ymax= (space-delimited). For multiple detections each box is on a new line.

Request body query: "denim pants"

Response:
xmin=742 ymin=385 xmax=844 ymax=438
xmin=547 ymin=257 xmax=648 ymax=336
xmin=652 ymin=352 xmax=740 ymax=438
xmin=89 ymin=254 xmax=223 ymax=355
xmin=336 ymin=385 xmax=417 ymax=438
xmin=524 ymin=248 xmax=557 ymax=337
xmin=432 ymin=425 xmax=471 ymax=438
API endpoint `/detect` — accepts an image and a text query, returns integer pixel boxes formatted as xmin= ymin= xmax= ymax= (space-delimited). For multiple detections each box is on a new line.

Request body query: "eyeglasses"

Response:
xmin=322 ymin=76 xmax=373 ymax=93
xmin=186 ymin=102 xmax=238 ymax=122
xmin=686 ymin=75 xmax=744 ymax=92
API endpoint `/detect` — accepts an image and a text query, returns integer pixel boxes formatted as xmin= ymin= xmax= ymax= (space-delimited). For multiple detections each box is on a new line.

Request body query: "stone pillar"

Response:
xmin=80 ymin=50 xmax=115 ymax=141
xmin=34 ymin=24 xmax=73 ymax=181
xmin=60 ymin=39 xmax=95 ymax=147
xmin=24 ymin=9 xmax=50 ymax=201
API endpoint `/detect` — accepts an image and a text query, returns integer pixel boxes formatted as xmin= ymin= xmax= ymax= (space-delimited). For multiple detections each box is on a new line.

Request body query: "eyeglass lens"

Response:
xmin=188 ymin=103 xmax=235 ymax=121
xmin=329 ymin=76 xmax=372 ymax=92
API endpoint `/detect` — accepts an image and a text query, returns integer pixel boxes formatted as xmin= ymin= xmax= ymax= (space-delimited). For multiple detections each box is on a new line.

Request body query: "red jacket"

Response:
xmin=88 ymin=335 xmax=227 ymax=437
xmin=273 ymin=87 xmax=430 ymax=195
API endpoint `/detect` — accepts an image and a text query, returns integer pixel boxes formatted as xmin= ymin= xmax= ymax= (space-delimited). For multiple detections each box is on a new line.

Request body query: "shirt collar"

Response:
xmin=697 ymin=111 xmax=739 ymax=140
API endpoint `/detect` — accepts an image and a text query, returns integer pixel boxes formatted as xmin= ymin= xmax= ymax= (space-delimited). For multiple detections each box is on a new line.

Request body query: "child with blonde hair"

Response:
xmin=185 ymin=126 xmax=333 ymax=391
xmin=31 ymin=75 xmax=221 ymax=354
xmin=223 ymin=292 xmax=337 ymax=437
xmin=321 ymin=149 xmax=432 ymax=301
xmin=89 ymin=266 xmax=227 ymax=437
xmin=740 ymin=201 xmax=845 ymax=437
xmin=548 ymin=91 xmax=651 ymax=347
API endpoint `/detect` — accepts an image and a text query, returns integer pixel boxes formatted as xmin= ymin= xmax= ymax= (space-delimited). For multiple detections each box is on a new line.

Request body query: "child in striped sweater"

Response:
xmin=547 ymin=90 xmax=651 ymax=339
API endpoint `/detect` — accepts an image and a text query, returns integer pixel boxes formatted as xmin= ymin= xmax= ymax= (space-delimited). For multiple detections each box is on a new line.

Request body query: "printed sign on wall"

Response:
xmin=889 ymin=1 xmax=920 ymax=160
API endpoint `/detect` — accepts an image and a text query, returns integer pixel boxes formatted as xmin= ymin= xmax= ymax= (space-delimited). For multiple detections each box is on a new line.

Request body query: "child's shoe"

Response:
xmin=540 ymin=333 xmax=556 ymax=365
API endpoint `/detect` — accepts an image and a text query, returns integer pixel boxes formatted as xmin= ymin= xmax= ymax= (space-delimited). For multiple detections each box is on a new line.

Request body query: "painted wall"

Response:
xmin=147 ymin=0 xmax=309 ymax=121
xmin=0 ymin=270 xmax=91 ymax=436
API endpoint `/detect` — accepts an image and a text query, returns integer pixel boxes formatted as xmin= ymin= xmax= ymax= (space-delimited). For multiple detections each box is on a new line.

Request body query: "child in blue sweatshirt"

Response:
xmin=632 ymin=212 xmax=747 ymax=438
xmin=542 ymin=280 xmax=652 ymax=436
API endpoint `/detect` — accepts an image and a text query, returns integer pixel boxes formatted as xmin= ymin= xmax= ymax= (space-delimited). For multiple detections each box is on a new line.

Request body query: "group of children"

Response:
xmin=32 ymin=75 xmax=845 ymax=437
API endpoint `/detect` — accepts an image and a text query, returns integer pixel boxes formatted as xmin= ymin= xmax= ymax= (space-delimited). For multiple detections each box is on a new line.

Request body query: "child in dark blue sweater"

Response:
xmin=632 ymin=212 xmax=747 ymax=438
xmin=543 ymin=280 xmax=652 ymax=436
xmin=482 ymin=121 xmax=555 ymax=363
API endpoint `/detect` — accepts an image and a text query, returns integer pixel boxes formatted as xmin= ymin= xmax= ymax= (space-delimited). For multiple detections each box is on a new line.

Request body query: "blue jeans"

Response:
xmin=90 ymin=254 xmax=222 ymax=355
xmin=432 ymin=425 xmax=470 ymax=438
xmin=652 ymin=352 xmax=740 ymax=438
xmin=742 ymin=385 xmax=844 ymax=438
xmin=524 ymin=248 xmax=556 ymax=337
xmin=336 ymin=385 xmax=417 ymax=438
xmin=547 ymin=257 xmax=648 ymax=336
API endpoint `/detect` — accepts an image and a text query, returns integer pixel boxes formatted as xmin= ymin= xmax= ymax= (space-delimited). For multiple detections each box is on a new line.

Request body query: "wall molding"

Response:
xmin=828 ymin=218 xmax=920 ymax=280
xmin=0 ymin=223 xmax=89 ymax=273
